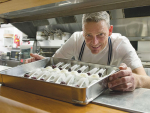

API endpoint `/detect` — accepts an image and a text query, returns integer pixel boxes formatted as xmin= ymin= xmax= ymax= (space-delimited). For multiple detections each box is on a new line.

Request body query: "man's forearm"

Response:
xmin=135 ymin=74 xmax=150 ymax=88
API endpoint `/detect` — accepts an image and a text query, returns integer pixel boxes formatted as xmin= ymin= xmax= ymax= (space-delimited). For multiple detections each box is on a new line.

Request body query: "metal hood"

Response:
xmin=1 ymin=0 xmax=150 ymax=38
xmin=1 ymin=0 xmax=150 ymax=23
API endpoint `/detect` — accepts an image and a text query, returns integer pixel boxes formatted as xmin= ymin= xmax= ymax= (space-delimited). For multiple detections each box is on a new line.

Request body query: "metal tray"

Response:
xmin=0 ymin=57 xmax=119 ymax=105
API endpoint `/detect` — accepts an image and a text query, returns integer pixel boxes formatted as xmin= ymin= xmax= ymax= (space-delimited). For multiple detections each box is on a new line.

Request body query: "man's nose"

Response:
xmin=92 ymin=36 xmax=99 ymax=45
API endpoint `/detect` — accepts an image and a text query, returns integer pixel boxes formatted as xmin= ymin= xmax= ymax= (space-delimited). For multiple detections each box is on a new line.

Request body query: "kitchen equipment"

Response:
xmin=54 ymin=33 xmax=61 ymax=40
xmin=6 ymin=52 xmax=11 ymax=60
xmin=125 ymin=22 xmax=143 ymax=37
xmin=20 ymin=41 xmax=35 ymax=63
xmin=10 ymin=49 xmax=20 ymax=60
xmin=48 ymin=35 xmax=54 ymax=40
xmin=1 ymin=53 xmax=7 ymax=60
xmin=37 ymin=39 xmax=64 ymax=57
xmin=21 ymin=48 xmax=31 ymax=59
xmin=54 ymin=29 xmax=62 ymax=40
xmin=0 ymin=57 xmax=119 ymax=105
xmin=36 ymin=31 xmax=48 ymax=40
xmin=43 ymin=29 xmax=49 ymax=37
xmin=48 ymin=29 xmax=55 ymax=40
xmin=38 ymin=48 xmax=56 ymax=57
xmin=62 ymin=32 xmax=71 ymax=41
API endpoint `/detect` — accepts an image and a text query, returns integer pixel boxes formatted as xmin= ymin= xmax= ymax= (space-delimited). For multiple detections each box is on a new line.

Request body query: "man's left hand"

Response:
xmin=108 ymin=63 xmax=136 ymax=91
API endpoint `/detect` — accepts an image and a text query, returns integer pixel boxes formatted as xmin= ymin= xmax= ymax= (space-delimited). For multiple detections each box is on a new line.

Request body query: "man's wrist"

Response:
xmin=134 ymin=73 xmax=142 ymax=88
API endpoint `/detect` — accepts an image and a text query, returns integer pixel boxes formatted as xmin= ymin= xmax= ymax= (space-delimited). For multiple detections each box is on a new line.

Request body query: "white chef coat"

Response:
xmin=53 ymin=31 xmax=142 ymax=70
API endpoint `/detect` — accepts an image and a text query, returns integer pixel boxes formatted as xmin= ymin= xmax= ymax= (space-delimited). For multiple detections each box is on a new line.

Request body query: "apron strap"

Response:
xmin=78 ymin=37 xmax=112 ymax=65
xmin=78 ymin=40 xmax=86 ymax=61
xmin=107 ymin=37 xmax=112 ymax=65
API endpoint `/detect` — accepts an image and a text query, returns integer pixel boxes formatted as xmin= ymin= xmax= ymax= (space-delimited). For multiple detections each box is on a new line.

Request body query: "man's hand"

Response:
xmin=24 ymin=53 xmax=45 ymax=64
xmin=108 ymin=63 xmax=136 ymax=91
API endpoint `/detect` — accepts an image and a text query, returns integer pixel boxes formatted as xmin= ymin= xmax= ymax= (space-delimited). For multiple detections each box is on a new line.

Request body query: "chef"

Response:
xmin=25 ymin=11 xmax=150 ymax=91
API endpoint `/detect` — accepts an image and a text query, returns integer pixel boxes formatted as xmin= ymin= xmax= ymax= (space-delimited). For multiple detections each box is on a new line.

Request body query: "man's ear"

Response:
xmin=109 ymin=25 xmax=113 ymax=36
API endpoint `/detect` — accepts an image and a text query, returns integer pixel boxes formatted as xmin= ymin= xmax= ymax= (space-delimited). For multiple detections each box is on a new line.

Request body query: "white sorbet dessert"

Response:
xmin=24 ymin=68 xmax=41 ymax=77
xmin=29 ymin=68 xmax=43 ymax=79
xmin=88 ymin=74 xmax=102 ymax=85
xmin=45 ymin=66 xmax=54 ymax=71
xmin=74 ymin=77 xmax=89 ymax=88
xmin=73 ymin=73 xmax=89 ymax=88
xmin=38 ymin=71 xmax=51 ymax=81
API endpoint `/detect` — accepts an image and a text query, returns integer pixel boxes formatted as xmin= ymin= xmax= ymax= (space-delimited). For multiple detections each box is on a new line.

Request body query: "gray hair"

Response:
xmin=82 ymin=11 xmax=110 ymax=28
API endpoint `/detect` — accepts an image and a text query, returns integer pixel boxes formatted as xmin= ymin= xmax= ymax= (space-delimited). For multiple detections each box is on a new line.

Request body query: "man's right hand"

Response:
xmin=24 ymin=53 xmax=45 ymax=64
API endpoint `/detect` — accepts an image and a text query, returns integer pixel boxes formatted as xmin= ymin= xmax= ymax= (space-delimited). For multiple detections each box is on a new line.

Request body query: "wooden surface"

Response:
xmin=0 ymin=0 xmax=10 ymax=3
xmin=0 ymin=0 xmax=65 ymax=14
xmin=0 ymin=84 xmax=127 ymax=113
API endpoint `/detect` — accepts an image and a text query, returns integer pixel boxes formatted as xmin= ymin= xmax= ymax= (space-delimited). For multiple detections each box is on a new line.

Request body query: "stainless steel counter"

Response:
xmin=0 ymin=59 xmax=21 ymax=67
xmin=92 ymin=88 xmax=150 ymax=113
xmin=0 ymin=65 xmax=11 ymax=71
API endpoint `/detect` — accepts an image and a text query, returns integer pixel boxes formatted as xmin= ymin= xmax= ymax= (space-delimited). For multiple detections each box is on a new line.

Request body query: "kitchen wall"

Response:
xmin=0 ymin=24 xmax=26 ymax=54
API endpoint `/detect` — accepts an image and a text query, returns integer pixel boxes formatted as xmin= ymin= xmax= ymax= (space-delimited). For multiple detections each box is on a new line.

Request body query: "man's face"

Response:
xmin=83 ymin=21 xmax=113 ymax=54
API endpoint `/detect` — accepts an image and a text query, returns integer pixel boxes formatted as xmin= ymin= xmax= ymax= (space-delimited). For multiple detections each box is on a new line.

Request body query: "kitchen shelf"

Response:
xmin=1 ymin=0 xmax=150 ymax=23
xmin=3 ymin=34 xmax=13 ymax=37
